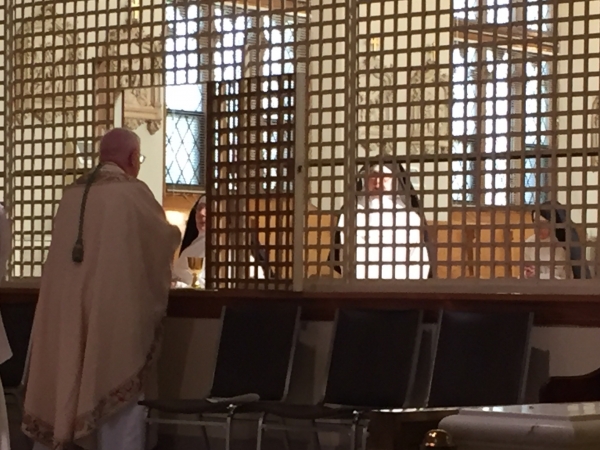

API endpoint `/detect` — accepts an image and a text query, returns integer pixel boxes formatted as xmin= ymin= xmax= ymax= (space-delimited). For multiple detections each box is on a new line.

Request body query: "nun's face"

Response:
xmin=535 ymin=216 xmax=551 ymax=240
xmin=367 ymin=172 xmax=393 ymax=194
xmin=195 ymin=203 xmax=207 ymax=232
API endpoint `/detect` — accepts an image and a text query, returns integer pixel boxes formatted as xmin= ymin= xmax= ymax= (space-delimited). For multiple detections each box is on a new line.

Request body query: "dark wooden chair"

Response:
xmin=426 ymin=310 xmax=534 ymax=407
xmin=254 ymin=308 xmax=425 ymax=450
xmin=141 ymin=304 xmax=301 ymax=450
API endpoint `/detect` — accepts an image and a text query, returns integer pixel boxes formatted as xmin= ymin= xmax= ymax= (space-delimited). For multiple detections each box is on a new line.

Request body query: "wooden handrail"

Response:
xmin=4 ymin=285 xmax=600 ymax=326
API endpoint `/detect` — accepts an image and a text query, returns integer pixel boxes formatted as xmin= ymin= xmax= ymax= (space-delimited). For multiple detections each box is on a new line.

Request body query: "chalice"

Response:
xmin=187 ymin=257 xmax=205 ymax=289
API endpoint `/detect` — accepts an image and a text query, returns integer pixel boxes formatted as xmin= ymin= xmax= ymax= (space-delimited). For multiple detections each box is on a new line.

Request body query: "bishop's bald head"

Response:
xmin=99 ymin=128 xmax=142 ymax=178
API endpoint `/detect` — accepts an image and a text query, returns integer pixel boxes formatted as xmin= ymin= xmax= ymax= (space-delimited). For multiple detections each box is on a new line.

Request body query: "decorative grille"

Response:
xmin=206 ymin=73 xmax=300 ymax=291
xmin=0 ymin=0 xmax=598 ymax=295
xmin=0 ymin=0 xmax=5 ymax=209
xmin=3 ymin=1 xmax=165 ymax=279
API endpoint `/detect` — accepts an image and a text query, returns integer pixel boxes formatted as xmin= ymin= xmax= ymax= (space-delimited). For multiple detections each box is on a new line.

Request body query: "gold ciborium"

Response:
xmin=187 ymin=257 xmax=205 ymax=289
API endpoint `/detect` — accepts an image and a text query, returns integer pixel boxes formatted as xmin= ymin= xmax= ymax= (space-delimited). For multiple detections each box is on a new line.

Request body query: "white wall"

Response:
xmin=132 ymin=116 xmax=166 ymax=203
xmin=114 ymin=90 xmax=165 ymax=202
xmin=136 ymin=119 xmax=165 ymax=203
xmin=531 ymin=327 xmax=600 ymax=376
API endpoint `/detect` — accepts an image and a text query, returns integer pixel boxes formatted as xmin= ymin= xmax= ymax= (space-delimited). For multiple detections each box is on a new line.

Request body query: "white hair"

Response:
xmin=99 ymin=128 xmax=140 ymax=165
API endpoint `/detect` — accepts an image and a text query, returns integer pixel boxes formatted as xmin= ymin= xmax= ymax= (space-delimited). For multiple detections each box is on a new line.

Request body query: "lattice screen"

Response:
xmin=206 ymin=74 xmax=301 ymax=291
xmin=2 ymin=0 xmax=164 ymax=278
xmin=303 ymin=0 xmax=600 ymax=293
xmin=0 ymin=0 xmax=5 ymax=207
xmin=1 ymin=0 xmax=599 ymax=293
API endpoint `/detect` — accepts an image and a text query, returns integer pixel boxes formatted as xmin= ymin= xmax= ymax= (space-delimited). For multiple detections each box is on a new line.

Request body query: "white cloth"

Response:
xmin=368 ymin=164 xmax=392 ymax=174
xmin=339 ymin=196 xmax=430 ymax=280
xmin=98 ymin=396 xmax=146 ymax=450
xmin=524 ymin=234 xmax=568 ymax=280
xmin=32 ymin=396 xmax=146 ymax=450
xmin=173 ymin=233 xmax=205 ymax=287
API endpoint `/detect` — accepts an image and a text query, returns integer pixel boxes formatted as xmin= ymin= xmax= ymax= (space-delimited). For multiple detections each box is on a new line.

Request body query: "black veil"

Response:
xmin=179 ymin=197 xmax=204 ymax=256
xmin=180 ymin=197 xmax=277 ymax=278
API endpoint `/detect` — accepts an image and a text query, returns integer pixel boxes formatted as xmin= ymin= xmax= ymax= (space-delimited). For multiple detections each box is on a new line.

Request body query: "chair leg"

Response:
xmin=349 ymin=412 xmax=361 ymax=450
xmin=199 ymin=415 xmax=211 ymax=450
xmin=360 ymin=418 xmax=370 ymax=450
xmin=256 ymin=414 xmax=266 ymax=450
xmin=283 ymin=428 xmax=292 ymax=450
xmin=225 ymin=405 xmax=236 ymax=450
xmin=279 ymin=417 xmax=292 ymax=450
xmin=310 ymin=419 xmax=321 ymax=450
xmin=144 ymin=408 xmax=151 ymax=450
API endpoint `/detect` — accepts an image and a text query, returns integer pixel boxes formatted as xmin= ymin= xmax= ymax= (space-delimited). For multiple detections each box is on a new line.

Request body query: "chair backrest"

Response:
xmin=209 ymin=303 xmax=300 ymax=402
xmin=323 ymin=308 xmax=423 ymax=409
xmin=426 ymin=310 xmax=533 ymax=408
xmin=0 ymin=301 xmax=36 ymax=388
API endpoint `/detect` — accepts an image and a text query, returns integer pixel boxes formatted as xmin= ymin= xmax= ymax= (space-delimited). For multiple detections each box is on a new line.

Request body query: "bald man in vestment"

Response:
xmin=22 ymin=129 xmax=181 ymax=450
xmin=0 ymin=204 xmax=13 ymax=449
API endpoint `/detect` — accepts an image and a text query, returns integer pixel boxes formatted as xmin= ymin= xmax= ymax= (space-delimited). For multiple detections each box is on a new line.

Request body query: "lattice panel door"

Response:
xmin=206 ymin=73 xmax=303 ymax=290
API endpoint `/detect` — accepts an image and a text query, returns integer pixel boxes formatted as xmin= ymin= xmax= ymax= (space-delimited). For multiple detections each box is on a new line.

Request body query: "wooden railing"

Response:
xmin=164 ymin=200 xmax=599 ymax=280
xmin=3 ymin=284 xmax=600 ymax=326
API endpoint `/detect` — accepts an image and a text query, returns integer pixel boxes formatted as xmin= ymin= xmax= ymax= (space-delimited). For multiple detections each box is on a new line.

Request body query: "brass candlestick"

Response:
xmin=187 ymin=257 xmax=205 ymax=288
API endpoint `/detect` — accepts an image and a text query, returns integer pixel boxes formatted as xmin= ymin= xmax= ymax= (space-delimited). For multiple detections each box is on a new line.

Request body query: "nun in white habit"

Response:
xmin=337 ymin=164 xmax=430 ymax=280
xmin=0 ymin=204 xmax=13 ymax=449
xmin=172 ymin=196 xmax=206 ymax=288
